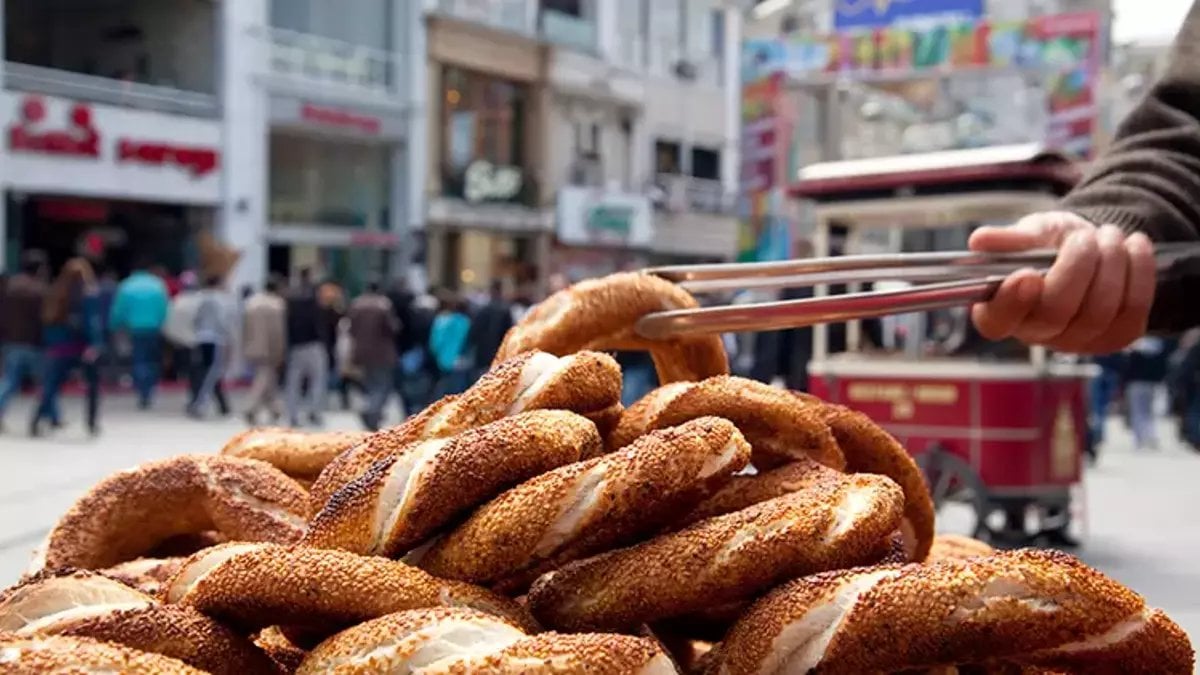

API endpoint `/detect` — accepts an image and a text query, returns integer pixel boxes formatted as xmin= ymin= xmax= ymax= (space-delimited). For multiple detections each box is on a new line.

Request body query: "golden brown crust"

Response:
xmin=419 ymin=418 xmax=751 ymax=591
xmin=805 ymin=400 xmax=936 ymax=561
xmin=34 ymin=455 xmax=309 ymax=572
xmin=254 ymin=627 xmax=307 ymax=674
xmin=495 ymin=272 xmax=729 ymax=385
xmin=927 ymin=534 xmax=996 ymax=564
xmin=102 ymin=557 xmax=186 ymax=596
xmin=298 ymin=607 xmax=670 ymax=674
xmin=0 ymin=634 xmax=206 ymax=674
xmin=303 ymin=411 xmax=601 ymax=557
xmin=0 ymin=570 xmax=274 ymax=675
xmin=220 ymin=428 xmax=371 ymax=480
xmin=308 ymin=350 xmax=621 ymax=508
xmin=163 ymin=543 xmax=534 ymax=637
xmin=714 ymin=549 xmax=1193 ymax=675
xmin=297 ymin=607 xmax=526 ymax=674
xmin=614 ymin=377 xmax=846 ymax=470
xmin=526 ymin=474 xmax=905 ymax=632
xmin=680 ymin=459 xmax=836 ymax=526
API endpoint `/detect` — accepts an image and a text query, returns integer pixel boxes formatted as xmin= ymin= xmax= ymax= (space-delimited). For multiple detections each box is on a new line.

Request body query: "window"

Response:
xmin=271 ymin=0 xmax=391 ymax=50
xmin=655 ymin=140 xmax=682 ymax=174
xmin=711 ymin=9 xmax=725 ymax=60
xmin=571 ymin=120 xmax=603 ymax=186
xmin=690 ymin=147 xmax=721 ymax=180
xmin=440 ymin=67 xmax=530 ymax=202
xmin=542 ymin=0 xmax=584 ymax=17
xmin=269 ymin=133 xmax=391 ymax=228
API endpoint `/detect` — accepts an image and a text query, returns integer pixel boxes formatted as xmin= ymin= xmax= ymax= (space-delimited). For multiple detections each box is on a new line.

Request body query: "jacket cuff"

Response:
xmin=1063 ymin=205 xmax=1151 ymax=235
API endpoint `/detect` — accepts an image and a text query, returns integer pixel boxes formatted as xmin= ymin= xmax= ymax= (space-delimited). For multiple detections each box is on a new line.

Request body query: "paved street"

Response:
xmin=0 ymin=391 xmax=1197 ymax=641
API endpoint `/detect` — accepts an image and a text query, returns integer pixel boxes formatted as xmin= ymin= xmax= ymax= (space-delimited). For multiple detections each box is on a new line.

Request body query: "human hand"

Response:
xmin=968 ymin=211 xmax=1156 ymax=354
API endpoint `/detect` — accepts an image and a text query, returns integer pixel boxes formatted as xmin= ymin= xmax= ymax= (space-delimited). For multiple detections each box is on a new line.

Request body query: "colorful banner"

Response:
xmin=738 ymin=68 xmax=792 ymax=263
xmin=834 ymin=0 xmax=983 ymax=31
xmin=742 ymin=10 xmax=1104 ymax=157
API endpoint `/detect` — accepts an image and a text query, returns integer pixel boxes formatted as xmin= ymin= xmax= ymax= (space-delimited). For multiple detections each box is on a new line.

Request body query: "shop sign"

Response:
xmin=2 ymin=92 xmax=223 ymax=204
xmin=7 ymin=95 xmax=100 ymax=158
xmin=464 ymin=160 xmax=524 ymax=203
xmin=116 ymin=139 xmax=219 ymax=177
xmin=557 ymin=186 xmax=652 ymax=247
xmin=7 ymin=95 xmax=220 ymax=178
xmin=300 ymin=103 xmax=382 ymax=135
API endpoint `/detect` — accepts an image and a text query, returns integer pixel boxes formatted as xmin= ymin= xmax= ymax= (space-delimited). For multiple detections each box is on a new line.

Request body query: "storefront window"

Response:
xmin=269 ymin=133 xmax=390 ymax=229
xmin=270 ymin=0 xmax=391 ymax=50
xmin=440 ymin=67 xmax=532 ymax=205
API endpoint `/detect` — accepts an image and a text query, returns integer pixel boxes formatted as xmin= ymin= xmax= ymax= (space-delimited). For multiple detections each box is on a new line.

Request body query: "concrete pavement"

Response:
xmin=0 ymin=391 xmax=1197 ymax=641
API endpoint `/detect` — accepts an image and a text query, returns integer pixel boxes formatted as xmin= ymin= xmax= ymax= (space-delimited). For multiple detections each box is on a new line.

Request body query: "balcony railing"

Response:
xmin=3 ymin=62 xmax=220 ymax=118
xmin=436 ymin=0 xmax=535 ymax=35
xmin=649 ymin=174 xmax=736 ymax=215
xmin=255 ymin=26 xmax=400 ymax=98
xmin=540 ymin=10 xmax=597 ymax=54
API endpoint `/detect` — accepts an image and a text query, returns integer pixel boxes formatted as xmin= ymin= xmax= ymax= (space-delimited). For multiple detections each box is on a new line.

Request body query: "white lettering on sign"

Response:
xmin=464 ymin=160 xmax=523 ymax=203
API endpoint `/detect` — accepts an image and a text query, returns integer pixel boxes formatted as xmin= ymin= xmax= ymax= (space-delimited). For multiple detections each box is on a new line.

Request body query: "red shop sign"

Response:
xmin=300 ymin=103 xmax=381 ymax=135
xmin=116 ymin=138 xmax=219 ymax=177
xmin=7 ymin=95 xmax=100 ymax=158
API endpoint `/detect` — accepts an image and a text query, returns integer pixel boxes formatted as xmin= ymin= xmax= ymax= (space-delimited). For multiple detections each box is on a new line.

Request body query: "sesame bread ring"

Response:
xmin=680 ymin=459 xmax=835 ymax=526
xmin=297 ymin=607 xmax=675 ymax=675
xmin=495 ymin=272 xmax=729 ymax=385
xmin=32 ymin=455 xmax=309 ymax=573
xmin=713 ymin=549 xmax=1194 ymax=675
xmin=220 ymin=428 xmax=371 ymax=482
xmin=162 ymin=543 xmax=534 ymax=636
xmin=611 ymin=377 xmax=845 ymax=470
xmin=309 ymin=350 xmax=621 ymax=508
xmin=419 ymin=417 xmax=751 ymax=591
xmin=254 ymin=626 xmax=308 ymax=673
xmin=0 ymin=570 xmax=274 ymax=675
xmin=928 ymin=533 xmax=996 ymax=563
xmin=0 ymin=634 xmax=205 ymax=674
xmin=525 ymin=473 xmax=905 ymax=632
xmin=304 ymin=410 xmax=601 ymax=557
xmin=805 ymin=400 xmax=936 ymax=562
xmin=102 ymin=557 xmax=185 ymax=596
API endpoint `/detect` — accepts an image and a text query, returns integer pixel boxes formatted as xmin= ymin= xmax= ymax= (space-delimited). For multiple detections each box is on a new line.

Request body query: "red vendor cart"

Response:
xmin=793 ymin=144 xmax=1093 ymax=547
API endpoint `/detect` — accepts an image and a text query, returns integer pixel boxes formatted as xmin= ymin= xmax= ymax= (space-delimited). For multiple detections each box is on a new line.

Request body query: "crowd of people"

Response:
xmin=0 ymin=250 xmax=536 ymax=434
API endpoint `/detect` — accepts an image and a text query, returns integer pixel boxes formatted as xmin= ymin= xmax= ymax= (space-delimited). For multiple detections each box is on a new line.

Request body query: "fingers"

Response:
xmin=971 ymin=269 xmax=1043 ymax=340
xmin=1082 ymin=233 xmax=1156 ymax=354
xmin=1043 ymin=225 xmax=1128 ymax=351
xmin=1015 ymin=230 xmax=1102 ymax=343
xmin=968 ymin=211 xmax=1087 ymax=253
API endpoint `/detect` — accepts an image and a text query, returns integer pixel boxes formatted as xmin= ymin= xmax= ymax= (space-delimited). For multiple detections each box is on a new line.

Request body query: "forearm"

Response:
xmin=1060 ymin=1 xmax=1200 ymax=332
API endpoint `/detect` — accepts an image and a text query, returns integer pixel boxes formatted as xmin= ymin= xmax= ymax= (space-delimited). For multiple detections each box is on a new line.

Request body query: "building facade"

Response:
xmin=426 ymin=0 xmax=742 ymax=294
xmin=1 ymin=0 xmax=426 ymax=294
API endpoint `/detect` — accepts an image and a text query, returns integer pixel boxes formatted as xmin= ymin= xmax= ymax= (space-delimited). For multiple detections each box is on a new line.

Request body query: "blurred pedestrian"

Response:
xmin=31 ymin=258 xmax=103 ymax=437
xmin=0 ymin=251 xmax=49 ymax=433
xmin=1125 ymin=336 xmax=1169 ymax=451
xmin=284 ymin=268 xmax=329 ymax=427
xmin=348 ymin=281 xmax=399 ymax=430
xmin=617 ymin=351 xmax=656 ymax=407
xmin=466 ymin=280 xmax=513 ymax=379
xmin=1088 ymin=352 xmax=1126 ymax=453
xmin=187 ymin=275 xmax=234 ymax=419
xmin=398 ymin=292 xmax=438 ymax=415
xmin=429 ymin=292 xmax=471 ymax=398
xmin=162 ymin=271 xmax=200 ymax=388
xmin=241 ymin=276 xmax=287 ymax=426
xmin=110 ymin=259 xmax=169 ymax=409
xmin=318 ymin=280 xmax=351 ymax=410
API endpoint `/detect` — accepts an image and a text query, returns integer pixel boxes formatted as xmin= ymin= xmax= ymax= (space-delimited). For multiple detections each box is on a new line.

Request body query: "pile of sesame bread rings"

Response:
xmin=1 ymin=273 xmax=1191 ymax=674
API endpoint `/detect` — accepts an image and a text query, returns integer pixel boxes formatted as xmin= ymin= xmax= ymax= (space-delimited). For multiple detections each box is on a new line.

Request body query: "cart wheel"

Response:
xmin=916 ymin=446 xmax=989 ymax=538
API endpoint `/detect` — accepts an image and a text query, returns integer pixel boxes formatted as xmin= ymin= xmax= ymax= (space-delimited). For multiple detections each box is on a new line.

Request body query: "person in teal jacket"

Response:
xmin=109 ymin=263 xmax=169 ymax=409
xmin=428 ymin=293 xmax=472 ymax=397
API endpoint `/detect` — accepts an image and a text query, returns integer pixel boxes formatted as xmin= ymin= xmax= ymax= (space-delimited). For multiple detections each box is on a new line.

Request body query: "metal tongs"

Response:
xmin=635 ymin=243 xmax=1200 ymax=340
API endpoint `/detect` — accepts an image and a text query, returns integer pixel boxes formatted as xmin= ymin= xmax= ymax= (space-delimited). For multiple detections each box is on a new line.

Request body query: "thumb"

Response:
xmin=969 ymin=212 xmax=1090 ymax=253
